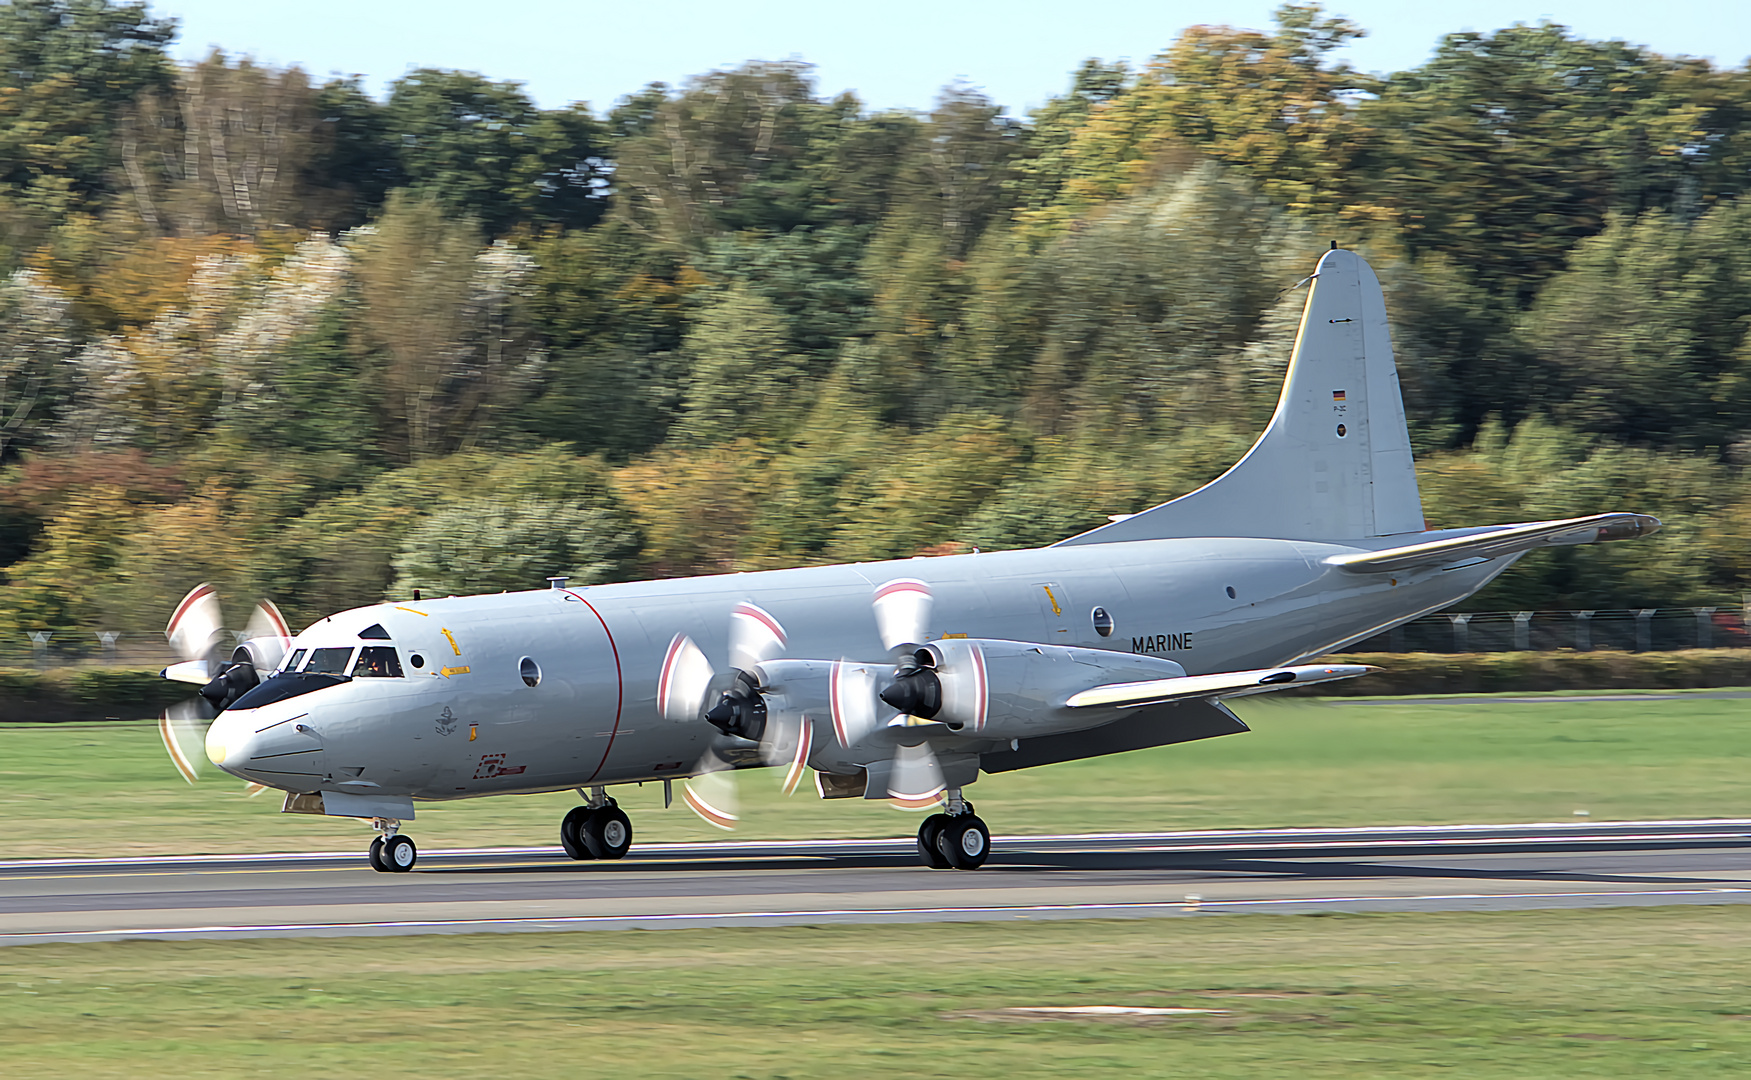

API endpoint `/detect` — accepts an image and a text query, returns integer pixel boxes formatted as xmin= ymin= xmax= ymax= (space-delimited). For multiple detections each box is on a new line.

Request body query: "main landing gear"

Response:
xmin=561 ymin=788 xmax=633 ymax=861
xmin=916 ymin=789 xmax=989 ymax=870
xmin=368 ymin=818 xmax=417 ymax=873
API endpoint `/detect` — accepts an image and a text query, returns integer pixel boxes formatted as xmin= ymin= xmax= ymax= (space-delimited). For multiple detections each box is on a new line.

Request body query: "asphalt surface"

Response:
xmin=3 ymin=820 xmax=1751 ymax=944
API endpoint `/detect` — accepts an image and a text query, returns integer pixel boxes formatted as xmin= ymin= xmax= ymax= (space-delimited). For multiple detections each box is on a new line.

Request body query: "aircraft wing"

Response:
xmin=1065 ymin=663 xmax=1375 ymax=710
xmin=1325 ymin=513 xmax=1660 ymax=575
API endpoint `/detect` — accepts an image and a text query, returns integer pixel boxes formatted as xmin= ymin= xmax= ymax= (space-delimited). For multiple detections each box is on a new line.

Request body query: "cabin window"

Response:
xmin=282 ymin=648 xmax=307 ymax=672
xmin=520 ymin=657 xmax=541 ymax=687
xmin=1091 ymin=607 xmax=1114 ymax=638
xmin=409 ymin=653 xmax=425 ymax=669
xmin=353 ymin=646 xmax=404 ymax=678
xmin=305 ymin=646 xmax=355 ymax=675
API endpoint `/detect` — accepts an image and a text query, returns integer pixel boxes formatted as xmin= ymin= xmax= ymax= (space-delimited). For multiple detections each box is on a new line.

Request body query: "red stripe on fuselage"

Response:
xmin=567 ymin=590 xmax=624 ymax=784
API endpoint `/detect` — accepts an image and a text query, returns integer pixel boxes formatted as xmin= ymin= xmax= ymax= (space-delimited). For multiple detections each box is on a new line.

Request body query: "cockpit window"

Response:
xmin=359 ymin=623 xmax=391 ymax=640
xmin=282 ymin=647 xmax=307 ymax=672
xmin=353 ymin=646 xmax=404 ymax=678
xmin=305 ymin=646 xmax=355 ymax=675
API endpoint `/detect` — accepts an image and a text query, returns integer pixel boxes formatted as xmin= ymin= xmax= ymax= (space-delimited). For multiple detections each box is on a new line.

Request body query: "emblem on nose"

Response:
xmin=435 ymin=706 xmax=459 ymax=736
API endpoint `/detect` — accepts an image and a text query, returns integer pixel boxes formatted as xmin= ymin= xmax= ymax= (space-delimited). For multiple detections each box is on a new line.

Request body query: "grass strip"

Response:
xmin=4 ymin=694 xmax=1751 ymax=858
xmin=3 ymin=908 xmax=1748 ymax=1077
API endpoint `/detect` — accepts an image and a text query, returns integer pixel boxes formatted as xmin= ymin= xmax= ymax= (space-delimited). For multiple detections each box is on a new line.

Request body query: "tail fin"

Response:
xmin=1056 ymin=248 xmax=1423 ymax=545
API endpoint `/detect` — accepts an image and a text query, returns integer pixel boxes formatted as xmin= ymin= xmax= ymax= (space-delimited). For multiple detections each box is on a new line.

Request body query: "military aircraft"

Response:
xmin=158 ymin=247 xmax=1659 ymax=873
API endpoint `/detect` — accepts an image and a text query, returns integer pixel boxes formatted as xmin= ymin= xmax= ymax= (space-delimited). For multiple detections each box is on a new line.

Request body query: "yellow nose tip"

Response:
xmin=205 ymin=725 xmax=227 ymax=766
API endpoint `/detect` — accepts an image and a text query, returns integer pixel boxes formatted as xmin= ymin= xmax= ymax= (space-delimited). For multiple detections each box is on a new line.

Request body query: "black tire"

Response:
xmin=583 ymin=803 xmax=633 ymax=860
xmin=938 ymin=815 xmax=990 ymax=870
xmin=368 ymin=836 xmax=388 ymax=873
xmin=560 ymin=805 xmax=594 ymax=861
xmin=917 ymin=814 xmax=952 ymax=868
xmin=382 ymin=834 xmax=417 ymax=873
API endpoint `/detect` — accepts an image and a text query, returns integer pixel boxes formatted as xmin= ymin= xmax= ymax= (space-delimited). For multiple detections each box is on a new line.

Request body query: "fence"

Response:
xmin=1352 ymin=607 xmax=1751 ymax=653
xmin=0 ymin=633 xmax=180 ymax=669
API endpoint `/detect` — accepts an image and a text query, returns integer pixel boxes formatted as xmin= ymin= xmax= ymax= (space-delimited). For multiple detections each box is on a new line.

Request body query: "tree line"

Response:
xmin=0 ymin=0 xmax=1749 ymax=645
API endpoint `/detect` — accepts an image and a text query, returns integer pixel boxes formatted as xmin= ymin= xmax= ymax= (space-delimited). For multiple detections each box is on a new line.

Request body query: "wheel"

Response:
xmin=938 ymin=815 xmax=989 ymax=870
xmin=382 ymin=834 xmax=417 ymax=872
xmin=368 ymin=836 xmax=388 ymax=873
xmin=560 ymin=805 xmax=594 ymax=861
xmin=916 ymin=813 xmax=952 ymax=868
xmin=582 ymin=803 xmax=633 ymax=860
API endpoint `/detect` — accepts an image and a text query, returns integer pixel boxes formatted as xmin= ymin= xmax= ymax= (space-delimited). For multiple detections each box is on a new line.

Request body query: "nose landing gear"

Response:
xmin=367 ymin=818 xmax=417 ymax=873
xmin=561 ymin=788 xmax=633 ymax=861
xmin=916 ymin=789 xmax=988 ymax=870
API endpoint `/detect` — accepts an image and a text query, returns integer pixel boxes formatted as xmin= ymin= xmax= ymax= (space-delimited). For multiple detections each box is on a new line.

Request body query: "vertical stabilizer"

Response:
xmin=1056 ymin=248 xmax=1423 ymax=545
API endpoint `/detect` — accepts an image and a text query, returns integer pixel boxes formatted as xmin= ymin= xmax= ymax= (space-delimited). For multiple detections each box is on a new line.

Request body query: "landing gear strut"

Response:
xmin=917 ymin=789 xmax=988 ymax=870
xmin=368 ymin=818 xmax=417 ymax=873
xmin=561 ymin=788 xmax=633 ymax=861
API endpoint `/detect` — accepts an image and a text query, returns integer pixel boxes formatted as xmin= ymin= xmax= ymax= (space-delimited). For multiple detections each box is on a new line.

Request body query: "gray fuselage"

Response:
xmin=204 ymin=533 xmax=1510 ymax=801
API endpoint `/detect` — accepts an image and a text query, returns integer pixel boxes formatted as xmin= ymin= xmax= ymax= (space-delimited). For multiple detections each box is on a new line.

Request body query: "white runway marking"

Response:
xmin=4 ymin=887 xmax=1750 ymax=946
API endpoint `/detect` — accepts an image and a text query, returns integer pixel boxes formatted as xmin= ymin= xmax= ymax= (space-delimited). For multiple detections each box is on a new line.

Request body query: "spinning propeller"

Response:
xmin=658 ymin=602 xmax=815 ymax=829
xmin=158 ymin=582 xmax=291 ymax=794
xmin=829 ymin=578 xmax=993 ymax=809
xmin=656 ymin=578 xmax=993 ymax=823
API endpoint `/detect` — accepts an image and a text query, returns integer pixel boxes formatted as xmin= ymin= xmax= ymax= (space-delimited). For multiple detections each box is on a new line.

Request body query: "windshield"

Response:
xmin=352 ymin=646 xmax=404 ymax=678
xmin=304 ymin=646 xmax=355 ymax=675
xmin=280 ymin=647 xmax=307 ymax=673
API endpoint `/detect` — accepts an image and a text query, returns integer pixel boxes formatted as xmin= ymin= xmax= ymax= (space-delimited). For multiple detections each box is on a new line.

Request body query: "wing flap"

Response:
xmin=1066 ymin=663 xmax=1376 ymax=710
xmin=1327 ymin=513 xmax=1660 ymax=575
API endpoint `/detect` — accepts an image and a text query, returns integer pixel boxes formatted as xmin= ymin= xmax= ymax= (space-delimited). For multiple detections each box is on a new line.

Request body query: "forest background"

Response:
xmin=0 ymin=0 xmax=1748 ymax=649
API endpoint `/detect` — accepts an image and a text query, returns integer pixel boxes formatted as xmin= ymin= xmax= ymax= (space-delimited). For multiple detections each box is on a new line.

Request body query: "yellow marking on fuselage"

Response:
xmin=440 ymin=666 xmax=471 ymax=678
xmin=395 ymin=606 xmax=429 ymax=616
xmin=1042 ymin=584 xmax=1062 ymax=616
xmin=440 ymin=628 xmax=460 ymax=655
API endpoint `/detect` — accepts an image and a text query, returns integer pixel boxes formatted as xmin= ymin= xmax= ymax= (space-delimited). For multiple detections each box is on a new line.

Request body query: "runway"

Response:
xmin=4 ymin=820 xmax=1750 ymax=945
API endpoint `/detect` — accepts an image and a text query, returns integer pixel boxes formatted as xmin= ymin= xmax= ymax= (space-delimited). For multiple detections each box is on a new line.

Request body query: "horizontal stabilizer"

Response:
xmin=1065 ymin=663 xmax=1375 ymax=710
xmin=1326 ymin=513 xmax=1661 ymax=575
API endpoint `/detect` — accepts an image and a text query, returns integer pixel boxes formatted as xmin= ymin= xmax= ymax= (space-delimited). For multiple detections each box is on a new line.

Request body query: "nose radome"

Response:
xmin=205 ymin=709 xmax=252 ymax=770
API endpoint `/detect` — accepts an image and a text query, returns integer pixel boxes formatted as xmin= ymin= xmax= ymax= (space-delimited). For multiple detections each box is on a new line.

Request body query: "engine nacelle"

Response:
xmin=914 ymin=639 xmax=1186 ymax=740
xmin=232 ymin=635 xmax=291 ymax=674
xmin=757 ymin=640 xmax=1187 ymax=746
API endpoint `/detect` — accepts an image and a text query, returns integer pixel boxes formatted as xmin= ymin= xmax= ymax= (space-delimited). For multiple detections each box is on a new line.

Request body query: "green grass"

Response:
xmin=4 ymin=694 xmax=1751 ymax=858
xmin=3 ymin=909 xmax=1750 ymax=1077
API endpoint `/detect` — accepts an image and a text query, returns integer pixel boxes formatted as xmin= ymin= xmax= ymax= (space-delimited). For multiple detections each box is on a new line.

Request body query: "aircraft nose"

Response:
xmin=205 ymin=708 xmax=247 ymax=769
xmin=205 ymin=706 xmax=326 ymax=782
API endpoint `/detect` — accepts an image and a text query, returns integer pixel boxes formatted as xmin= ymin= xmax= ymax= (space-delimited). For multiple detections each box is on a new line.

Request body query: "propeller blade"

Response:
xmin=658 ymin=634 xmax=716 ymax=722
xmin=887 ymin=742 xmax=946 ymax=811
xmin=757 ymin=704 xmax=815 ymax=796
xmin=244 ymin=782 xmax=269 ymax=797
xmin=728 ymin=602 xmax=786 ymax=674
xmin=165 ymin=583 xmax=224 ymax=668
xmin=829 ymin=660 xmax=881 ymax=747
xmin=245 ymin=599 xmax=290 ymax=640
xmin=159 ymin=698 xmax=215 ymax=784
xmin=243 ymin=599 xmax=292 ymax=670
xmin=873 ymin=578 xmax=933 ymax=652
xmin=681 ymin=751 xmax=739 ymax=830
xmin=781 ymin=719 xmax=813 ymax=796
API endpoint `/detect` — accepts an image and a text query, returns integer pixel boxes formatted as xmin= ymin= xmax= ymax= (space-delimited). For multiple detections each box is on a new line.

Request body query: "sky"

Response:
xmin=156 ymin=1 xmax=1751 ymax=115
